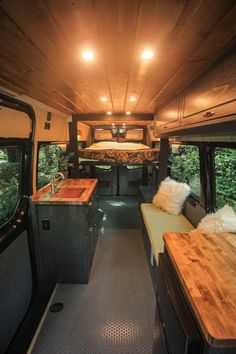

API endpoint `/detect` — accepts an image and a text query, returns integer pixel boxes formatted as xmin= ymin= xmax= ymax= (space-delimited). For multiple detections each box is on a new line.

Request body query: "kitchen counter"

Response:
xmin=30 ymin=178 xmax=98 ymax=290
xmin=30 ymin=179 xmax=98 ymax=205
xmin=163 ymin=231 xmax=236 ymax=349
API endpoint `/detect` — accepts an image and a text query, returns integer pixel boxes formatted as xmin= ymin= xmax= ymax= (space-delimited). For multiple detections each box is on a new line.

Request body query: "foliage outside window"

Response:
xmin=37 ymin=144 xmax=72 ymax=190
xmin=0 ymin=146 xmax=20 ymax=225
xmin=214 ymin=147 xmax=236 ymax=211
xmin=169 ymin=144 xmax=200 ymax=198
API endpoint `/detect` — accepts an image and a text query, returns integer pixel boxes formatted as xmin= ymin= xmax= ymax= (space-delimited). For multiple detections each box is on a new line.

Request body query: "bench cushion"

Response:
xmin=141 ymin=203 xmax=194 ymax=263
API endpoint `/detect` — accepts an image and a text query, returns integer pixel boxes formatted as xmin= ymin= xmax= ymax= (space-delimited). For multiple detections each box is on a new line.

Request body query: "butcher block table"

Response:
xmin=163 ymin=231 xmax=236 ymax=352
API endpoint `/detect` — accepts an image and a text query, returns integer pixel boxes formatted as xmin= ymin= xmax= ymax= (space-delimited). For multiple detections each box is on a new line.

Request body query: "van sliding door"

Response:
xmin=0 ymin=93 xmax=35 ymax=353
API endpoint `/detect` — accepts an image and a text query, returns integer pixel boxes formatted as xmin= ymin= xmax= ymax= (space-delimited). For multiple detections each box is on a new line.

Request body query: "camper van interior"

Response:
xmin=0 ymin=1 xmax=236 ymax=353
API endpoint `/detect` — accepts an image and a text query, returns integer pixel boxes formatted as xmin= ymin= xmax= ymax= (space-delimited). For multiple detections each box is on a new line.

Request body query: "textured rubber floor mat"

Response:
xmin=29 ymin=199 xmax=167 ymax=354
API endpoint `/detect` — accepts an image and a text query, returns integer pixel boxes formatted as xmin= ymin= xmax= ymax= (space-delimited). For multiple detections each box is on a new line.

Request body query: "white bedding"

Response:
xmin=85 ymin=142 xmax=150 ymax=150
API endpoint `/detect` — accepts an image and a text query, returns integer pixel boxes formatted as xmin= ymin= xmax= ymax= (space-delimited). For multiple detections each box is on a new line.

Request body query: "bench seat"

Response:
xmin=141 ymin=203 xmax=194 ymax=264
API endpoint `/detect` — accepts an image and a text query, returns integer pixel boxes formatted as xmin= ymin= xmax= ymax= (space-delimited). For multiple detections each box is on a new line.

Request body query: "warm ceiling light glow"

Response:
xmin=129 ymin=96 xmax=137 ymax=102
xmin=141 ymin=50 xmax=154 ymax=60
xmin=100 ymin=96 xmax=108 ymax=102
xmin=82 ymin=51 xmax=94 ymax=60
xmin=122 ymin=123 xmax=126 ymax=126
xmin=107 ymin=111 xmax=112 ymax=115
xmin=126 ymin=111 xmax=131 ymax=115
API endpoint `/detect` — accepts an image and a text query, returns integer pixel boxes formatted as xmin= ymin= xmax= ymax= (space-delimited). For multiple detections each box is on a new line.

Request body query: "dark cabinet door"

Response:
xmin=157 ymin=253 xmax=202 ymax=354
xmin=35 ymin=204 xmax=89 ymax=290
xmin=155 ymin=99 xmax=181 ymax=133
xmin=87 ymin=198 xmax=98 ymax=263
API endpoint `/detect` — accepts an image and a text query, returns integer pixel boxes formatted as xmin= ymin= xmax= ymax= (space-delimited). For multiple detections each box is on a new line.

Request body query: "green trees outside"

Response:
xmin=0 ymin=147 xmax=20 ymax=225
xmin=0 ymin=143 xmax=235 ymax=226
xmin=169 ymin=145 xmax=200 ymax=197
xmin=37 ymin=144 xmax=62 ymax=189
xmin=215 ymin=148 xmax=236 ymax=210
xmin=169 ymin=144 xmax=236 ymax=211
xmin=37 ymin=144 xmax=73 ymax=189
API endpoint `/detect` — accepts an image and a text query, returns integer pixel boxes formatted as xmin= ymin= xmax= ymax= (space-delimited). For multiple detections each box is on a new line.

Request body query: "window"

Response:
xmin=37 ymin=143 xmax=68 ymax=190
xmin=0 ymin=146 xmax=21 ymax=225
xmin=214 ymin=147 xmax=236 ymax=210
xmin=169 ymin=144 xmax=200 ymax=198
xmin=152 ymin=142 xmax=160 ymax=148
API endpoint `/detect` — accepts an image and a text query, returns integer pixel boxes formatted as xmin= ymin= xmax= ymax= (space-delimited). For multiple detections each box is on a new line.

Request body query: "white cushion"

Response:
xmin=196 ymin=205 xmax=236 ymax=233
xmin=152 ymin=177 xmax=191 ymax=215
xmin=141 ymin=203 xmax=193 ymax=262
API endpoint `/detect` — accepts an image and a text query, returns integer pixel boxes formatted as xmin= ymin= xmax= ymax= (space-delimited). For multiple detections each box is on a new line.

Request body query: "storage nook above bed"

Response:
xmin=69 ymin=114 xmax=157 ymax=195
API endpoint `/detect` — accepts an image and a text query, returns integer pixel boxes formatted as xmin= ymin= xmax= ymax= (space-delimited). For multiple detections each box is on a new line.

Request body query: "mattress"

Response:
xmin=79 ymin=142 xmax=159 ymax=164
xmin=85 ymin=142 xmax=151 ymax=150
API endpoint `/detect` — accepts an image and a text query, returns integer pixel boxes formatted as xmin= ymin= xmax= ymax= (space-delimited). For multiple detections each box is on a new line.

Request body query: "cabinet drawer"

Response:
xmin=157 ymin=119 xmax=180 ymax=132
xmin=182 ymin=99 xmax=236 ymax=126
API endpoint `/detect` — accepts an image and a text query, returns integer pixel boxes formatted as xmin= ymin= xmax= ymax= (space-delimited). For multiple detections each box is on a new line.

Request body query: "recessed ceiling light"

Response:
xmin=141 ymin=50 xmax=154 ymax=60
xmin=126 ymin=111 xmax=131 ymax=115
xmin=100 ymin=96 xmax=108 ymax=102
xmin=107 ymin=111 xmax=112 ymax=115
xmin=122 ymin=123 xmax=126 ymax=126
xmin=129 ymin=96 xmax=136 ymax=102
xmin=82 ymin=51 xmax=94 ymax=60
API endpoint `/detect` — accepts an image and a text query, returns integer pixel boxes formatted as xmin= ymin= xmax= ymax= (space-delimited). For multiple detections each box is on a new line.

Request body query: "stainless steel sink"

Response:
xmin=53 ymin=187 xmax=86 ymax=198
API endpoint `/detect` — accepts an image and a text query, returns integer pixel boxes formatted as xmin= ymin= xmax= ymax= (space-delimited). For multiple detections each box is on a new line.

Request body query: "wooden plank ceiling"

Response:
xmin=0 ymin=0 xmax=236 ymax=116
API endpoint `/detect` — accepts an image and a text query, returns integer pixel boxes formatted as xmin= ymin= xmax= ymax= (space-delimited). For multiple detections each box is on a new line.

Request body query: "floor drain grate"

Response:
xmin=49 ymin=302 xmax=64 ymax=313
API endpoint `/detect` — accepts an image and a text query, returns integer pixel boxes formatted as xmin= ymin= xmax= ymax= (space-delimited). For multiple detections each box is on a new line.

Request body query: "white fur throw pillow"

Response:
xmin=152 ymin=177 xmax=191 ymax=215
xmin=196 ymin=205 xmax=236 ymax=233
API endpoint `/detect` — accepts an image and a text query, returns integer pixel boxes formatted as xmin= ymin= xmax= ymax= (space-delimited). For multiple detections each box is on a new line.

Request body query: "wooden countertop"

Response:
xmin=163 ymin=231 xmax=236 ymax=348
xmin=30 ymin=179 xmax=98 ymax=205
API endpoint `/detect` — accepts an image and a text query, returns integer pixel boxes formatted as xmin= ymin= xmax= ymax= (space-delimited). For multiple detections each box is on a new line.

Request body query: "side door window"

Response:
xmin=214 ymin=147 xmax=236 ymax=210
xmin=169 ymin=144 xmax=201 ymax=199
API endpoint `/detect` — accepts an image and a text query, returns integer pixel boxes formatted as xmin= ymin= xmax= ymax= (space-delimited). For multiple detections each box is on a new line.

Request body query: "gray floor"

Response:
xmin=30 ymin=198 xmax=166 ymax=354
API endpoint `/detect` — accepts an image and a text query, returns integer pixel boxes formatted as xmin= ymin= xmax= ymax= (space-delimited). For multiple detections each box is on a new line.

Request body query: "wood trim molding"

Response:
xmin=72 ymin=113 xmax=154 ymax=122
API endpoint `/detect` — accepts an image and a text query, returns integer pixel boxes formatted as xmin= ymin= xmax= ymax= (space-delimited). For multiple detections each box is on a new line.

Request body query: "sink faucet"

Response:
xmin=50 ymin=172 xmax=65 ymax=194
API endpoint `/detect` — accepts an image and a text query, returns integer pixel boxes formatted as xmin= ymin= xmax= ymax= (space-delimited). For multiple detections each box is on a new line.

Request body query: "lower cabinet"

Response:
xmin=156 ymin=253 xmax=202 ymax=354
xmin=156 ymin=253 xmax=236 ymax=354
xmin=30 ymin=197 xmax=98 ymax=292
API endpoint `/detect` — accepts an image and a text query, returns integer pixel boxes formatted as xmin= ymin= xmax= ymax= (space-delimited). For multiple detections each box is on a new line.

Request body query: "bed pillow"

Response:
xmin=152 ymin=177 xmax=191 ymax=215
xmin=196 ymin=205 xmax=236 ymax=233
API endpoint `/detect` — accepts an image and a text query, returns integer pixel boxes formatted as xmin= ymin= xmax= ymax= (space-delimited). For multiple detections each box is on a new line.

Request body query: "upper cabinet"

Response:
xmin=155 ymin=98 xmax=181 ymax=133
xmin=155 ymin=50 xmax=236 ymax=134
xmin=182 ymin=51 xmax=236 ymax=126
